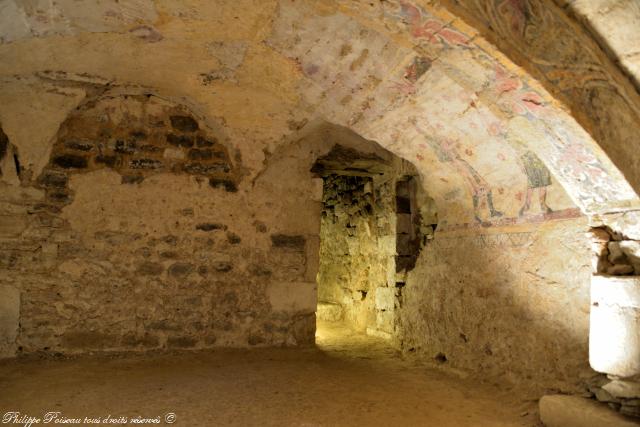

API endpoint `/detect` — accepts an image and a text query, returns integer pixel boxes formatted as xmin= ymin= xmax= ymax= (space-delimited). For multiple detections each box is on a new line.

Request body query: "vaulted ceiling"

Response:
xmin=1 ymin=0 xmax=639 ymax=227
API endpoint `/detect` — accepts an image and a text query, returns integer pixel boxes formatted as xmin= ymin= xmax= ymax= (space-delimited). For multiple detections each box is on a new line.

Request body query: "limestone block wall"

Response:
xmin=317 ymin=174 xmax=396 ymax=334
xmin=0 ymin=93 xmax=321 ymax=356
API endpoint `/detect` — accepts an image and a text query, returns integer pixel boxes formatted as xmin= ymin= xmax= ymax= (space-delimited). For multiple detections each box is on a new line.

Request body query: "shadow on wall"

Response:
xmin=0 ymin=123 xmax=22 ymax=358
xmin=400 ymin=214 xmax=593 ymax=393
xmin=260 ymin=120 xmax=594 ymax=394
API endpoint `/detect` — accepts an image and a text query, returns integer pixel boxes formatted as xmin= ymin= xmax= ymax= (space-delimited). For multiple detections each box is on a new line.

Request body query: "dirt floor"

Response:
xmin=0 ymin=321 xmax=541 ymax=426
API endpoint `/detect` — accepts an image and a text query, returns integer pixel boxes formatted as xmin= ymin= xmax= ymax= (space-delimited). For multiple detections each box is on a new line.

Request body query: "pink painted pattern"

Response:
xmin=396 ymin=1 xmax=470 ymax=47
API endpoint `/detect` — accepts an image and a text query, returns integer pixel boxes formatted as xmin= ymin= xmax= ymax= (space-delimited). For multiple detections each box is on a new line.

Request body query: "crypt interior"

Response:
xmin=1 ymin=0 xmax=640 ymax=426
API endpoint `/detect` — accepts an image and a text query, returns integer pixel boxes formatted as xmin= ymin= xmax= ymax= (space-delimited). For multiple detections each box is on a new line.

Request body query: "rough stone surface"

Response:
xmin=0 ymin=97 xmax=341 ymax=353
xmin=604 ymin=380 xmax=640 ymax=400
xmin=540 ymin=395 xmax=639 ymax=427
xmin=590 ymin=276 xmax=640 ymax=378
xmin=317 ymin=173 xmax=397 ymax=334
xmin=0 ymin=285 xmax=19 ymax=358
xmin=402 ymin=217 xmax=593 ymax=392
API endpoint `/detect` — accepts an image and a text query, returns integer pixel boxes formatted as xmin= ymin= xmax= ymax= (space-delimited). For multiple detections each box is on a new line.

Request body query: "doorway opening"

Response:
xmin=312 ymin=144 xmax=432 ymax=346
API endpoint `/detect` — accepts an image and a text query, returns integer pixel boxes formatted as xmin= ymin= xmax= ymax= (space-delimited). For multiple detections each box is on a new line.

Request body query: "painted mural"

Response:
xmin=437 ymin=0 xmax=640 ymax=201
xmin=378 ymin=0 xmax=637 ymax=215
xmin=392 ymin=1 xmax=470 ymax=48
xmin=266 ymin=0 xmax=637 ymax=230
xmin=409 ymin=117 xmax=580 ymax=231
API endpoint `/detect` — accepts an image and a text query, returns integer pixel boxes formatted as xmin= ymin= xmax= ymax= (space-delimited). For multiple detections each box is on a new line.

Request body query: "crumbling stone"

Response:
xmin=121 ymin=175 xmax=144 ymax=184
xmin=196 ymin=223 xmax=227 ymax=231
xmin=168 ymin=262 xmax=195 ymax=277
xmin=213 ymin=261 xmax=233 ymax=272
xmin=53 ymin=154 xmax=88 ymax=169
xmin=169 ymin=115 xmax=199 ymax=132
xmin=607 ymin=264 xmax=634 ymax=275
xmin=608 ymin=242 xmax=627 ymax=264
xmin=226 ymin=232 xmax=241 ymax=244
xmin=129 ymin=158 xmax=163 ymax=169
xmin=167 ymin=336 xmax=197 ymax=348
xmin=209 ymin=177 xmax=237 ymax=192
xmin=137 ymin=261 xmax=164 ymax=275
xmin=64 ymin=141 xmax=94 ymax=152
xmin=271 ymin=234 xmax=305 ymax=250
xmin=166 ymin=134 xmax=194 ymax=148
xmin=39 ymin=170 xmax=68 ymax=188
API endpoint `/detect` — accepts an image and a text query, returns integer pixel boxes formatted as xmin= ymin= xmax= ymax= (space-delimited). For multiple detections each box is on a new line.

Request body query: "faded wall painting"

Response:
xmin=410 ymin=118 xmax=580 ymax=231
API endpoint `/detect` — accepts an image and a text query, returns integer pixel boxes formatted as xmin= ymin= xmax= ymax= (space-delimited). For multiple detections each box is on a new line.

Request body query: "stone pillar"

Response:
xmin=590 ymin=275 xmax=640 ymax=377
xmin=586 ymin=211 xmax=640 ymax=418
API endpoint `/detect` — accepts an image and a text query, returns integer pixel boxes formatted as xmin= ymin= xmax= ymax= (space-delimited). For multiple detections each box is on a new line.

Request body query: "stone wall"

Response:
xmin=585 ymin=212 xmax=640 ymax=418
xmin=0 ymin=93 xmax=322 ymax=356
xmin=317 ymin=174 xmax=396 ymax=335
xmin=398 ymin=217 xmax=593 ymax=392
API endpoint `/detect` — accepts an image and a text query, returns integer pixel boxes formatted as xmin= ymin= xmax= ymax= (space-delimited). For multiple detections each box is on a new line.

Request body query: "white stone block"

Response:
xmin=540 ymin=395 xmax=638 ymax=427
xmin=590 ymin=275 xmax=640 ymax=377
xmin=0 ymin=285 xmax=19 ymax=358
xmin=267 ymin=281 xmax=316 ymax=313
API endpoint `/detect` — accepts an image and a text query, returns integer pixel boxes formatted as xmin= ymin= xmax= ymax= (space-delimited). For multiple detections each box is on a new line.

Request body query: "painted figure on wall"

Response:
xmin=518 ymin=150 xmax=553 ymax=216
xmin=428 ymin=136 xmax=503 ymax=224
xmin=412 ymin=120 xmax=503 ymax=224
xmin=394 ymin=1 xmax=469 ymax=47
xmin=392 ymin=56 xmax=432 ymax=96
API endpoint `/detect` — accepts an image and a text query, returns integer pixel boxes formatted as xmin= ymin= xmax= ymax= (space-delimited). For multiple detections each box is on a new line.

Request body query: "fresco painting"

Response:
xmin=497 ymin=0 xmax=529 ymax=37
xmin=412 ymin=120 xmax=503 ymax=225
xmin=378 ymin=1 xmax=637 ymax=213
xmin=265 ymin=0 xmax=638 ymax=224
xmin=408 ymin=116 xmax=579 ymax=230
xmin=517 ymin=150 xmax=553 ymax=216
xmin=391 ymin=1 xmax=470 ymax=48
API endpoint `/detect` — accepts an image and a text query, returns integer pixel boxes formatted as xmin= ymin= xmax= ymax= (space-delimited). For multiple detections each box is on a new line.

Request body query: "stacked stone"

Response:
xmin=589 ymin=220 xmax=640 ymax=419
xmin=395 ymin=179 xmax=420 ymax=273
xmin=321 ymin=175 xmax=374 ymax=232
xmin=586 ymin=374 xmax=640 ymax=418
xmin=37 ymin=104 xmax=237 ymax=211
xmin=590 ymin=227 xmax=640 ymax=275
xmin=318 ymin=173 xmax=397 ymax=333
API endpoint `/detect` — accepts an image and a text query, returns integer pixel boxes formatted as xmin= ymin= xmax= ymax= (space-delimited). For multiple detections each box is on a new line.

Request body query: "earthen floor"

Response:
xmin=0 ymin=321 xmax=539 ymax=426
